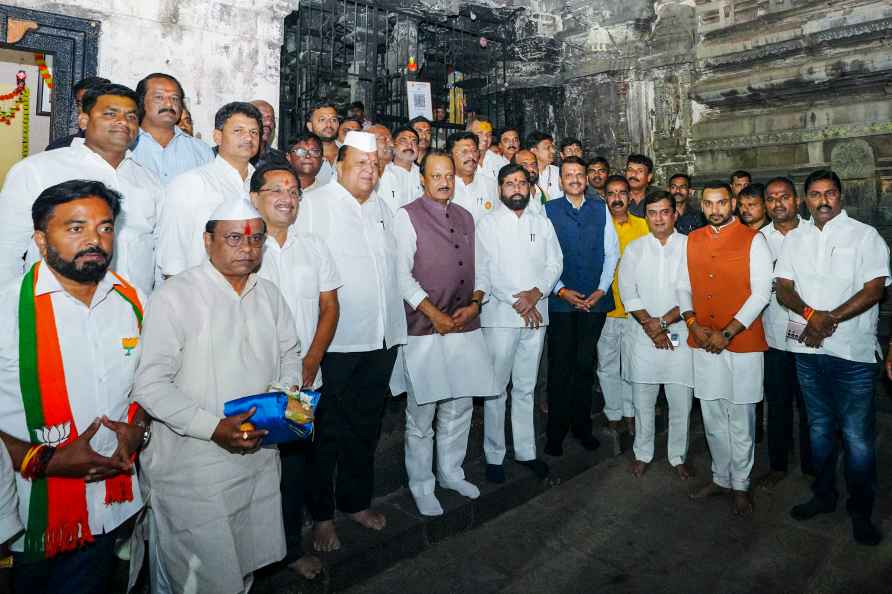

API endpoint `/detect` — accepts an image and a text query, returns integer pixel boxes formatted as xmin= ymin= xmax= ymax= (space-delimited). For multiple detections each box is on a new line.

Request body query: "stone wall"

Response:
xmin=8 ymin=0 xmax=296 ymax=143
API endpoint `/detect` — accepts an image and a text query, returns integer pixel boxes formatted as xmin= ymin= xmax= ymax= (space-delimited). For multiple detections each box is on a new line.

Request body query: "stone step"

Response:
xmin=251 ymin=394 xmax=646 ymax=594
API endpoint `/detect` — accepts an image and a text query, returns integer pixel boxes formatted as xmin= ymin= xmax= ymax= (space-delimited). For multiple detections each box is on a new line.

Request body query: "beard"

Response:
xmin=44 ymin=244 xmax=110 ymax=283
xmin=502 ymin=193 xmax=530 ymax=211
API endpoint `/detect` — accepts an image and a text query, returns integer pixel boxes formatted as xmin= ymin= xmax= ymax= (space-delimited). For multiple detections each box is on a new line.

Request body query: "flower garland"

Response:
xmin=0 ymin=71 xmax=29 ymax=157
xmin=34 ymin=53 xmax=53 ymax=89
xmin=21 ymin=86 xmax=30 ymax=158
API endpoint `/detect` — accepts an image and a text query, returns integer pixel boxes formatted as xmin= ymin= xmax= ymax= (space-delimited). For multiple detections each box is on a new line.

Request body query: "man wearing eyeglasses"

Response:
xmin=156 ymin=102 xmax=262 ymax=278
xmin=775 ymin=170 xmax=889 ymax=546
xmin=134 ymin=198 xmax=301 ymax=593
xmin=286 ymin=132 xmax=326 ymax=195
xmin=249 ymin=161 xmax=340 ymax=579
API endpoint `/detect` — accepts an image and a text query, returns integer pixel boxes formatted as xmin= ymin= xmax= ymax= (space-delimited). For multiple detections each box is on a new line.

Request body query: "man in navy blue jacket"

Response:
xmin=544 ymin=156 xmax=620 ymax=455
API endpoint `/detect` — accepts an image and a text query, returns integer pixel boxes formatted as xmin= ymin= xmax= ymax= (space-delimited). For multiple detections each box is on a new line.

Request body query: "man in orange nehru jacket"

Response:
xmin=678 ymin=181 xmax=772 ymax=516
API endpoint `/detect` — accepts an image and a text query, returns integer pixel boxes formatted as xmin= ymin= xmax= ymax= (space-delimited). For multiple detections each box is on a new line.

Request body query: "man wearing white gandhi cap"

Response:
xmin=132 ymin=198 xmax=301 ymax=593
xmin=298 ymin=130 xmax=408 ymax=552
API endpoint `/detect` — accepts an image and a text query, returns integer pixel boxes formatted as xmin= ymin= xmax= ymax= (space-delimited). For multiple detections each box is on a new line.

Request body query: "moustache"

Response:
xmin=628 ymin=176 xmax=639 ymax=182
xmin=437 ymin=186 xmax=450 ymax=192
xmin=157 ymin=108 xmax=176 ymax=115
xmin=610 ymin=200 xmax=625 ymax=208
xmin=76 ymin=246 xmax=109 ymax=260
xmin=817 ymin=205 xmax=832 ymax=211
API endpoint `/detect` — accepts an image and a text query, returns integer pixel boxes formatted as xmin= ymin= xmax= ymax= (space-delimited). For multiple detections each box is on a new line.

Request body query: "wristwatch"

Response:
xmin=659 ymin=318 xmax=669 ymax=331
xmin=722 ymin=329 xmax=733 ymax=341
xmin=136 ymin=420 xmax=152 ymax=450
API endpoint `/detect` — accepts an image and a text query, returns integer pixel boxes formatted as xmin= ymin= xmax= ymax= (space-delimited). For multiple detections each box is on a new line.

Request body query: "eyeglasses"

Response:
xmin=290 ymin=147 xmax=322 ymax=158
xmin=214 ymin=232 xmax=266 ymax=248
xmin=259 ymin=187 xmax=301 ymax=200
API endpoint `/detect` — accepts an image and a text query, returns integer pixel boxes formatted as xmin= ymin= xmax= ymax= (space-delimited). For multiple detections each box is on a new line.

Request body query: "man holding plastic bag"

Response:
xmin=132 ymin=200 xmax=301 ymax=594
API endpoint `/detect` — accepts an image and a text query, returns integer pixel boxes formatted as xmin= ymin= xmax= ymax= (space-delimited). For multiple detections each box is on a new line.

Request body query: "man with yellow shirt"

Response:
xmin=597 ymin=175 xmax=649 ymax=433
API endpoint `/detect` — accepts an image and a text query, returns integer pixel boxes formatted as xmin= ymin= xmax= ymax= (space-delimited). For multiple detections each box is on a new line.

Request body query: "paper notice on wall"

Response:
xmin=407 ymin=81 xmax=432 ymax=121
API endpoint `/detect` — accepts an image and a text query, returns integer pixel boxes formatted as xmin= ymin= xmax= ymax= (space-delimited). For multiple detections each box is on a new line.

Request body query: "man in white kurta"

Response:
xmin=250 ymin=162 xmax=339 ymax=579
xmin=527 ymin=132 xmax=561 ymax=202
xmin=296 ymin=132 xmax=407 ymax=552
xmin=618 ymin=192 xmax=694 ymax=479
xmin=134 ymin=201 xmax=300 ymax=594
xmin=0 ymin=84 xmax=161 ymax=294
xmin=476 ymin=164 xmax=563 ymax=483
xmin=467 ymin=117 xmax=508 ymax=180
xmin=393 ymin=153 xmax=496 ymax=516
xmin=376 ymin=127 xmax=423 ymax=213
xmin=156 ymin=102 xmax=262 ymax=277
xmin=678 ymin=183 xmax=772 ymax=515
xmin=448 ymin=132 xmax=500 ymax=222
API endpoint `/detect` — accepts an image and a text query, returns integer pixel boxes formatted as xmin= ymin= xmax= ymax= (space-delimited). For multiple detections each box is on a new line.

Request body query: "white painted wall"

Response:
xmin=8 ymin=0 xmax=298 ymax=143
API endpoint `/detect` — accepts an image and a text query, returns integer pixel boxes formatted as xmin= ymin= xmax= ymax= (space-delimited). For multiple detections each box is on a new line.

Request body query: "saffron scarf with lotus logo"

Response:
xmin=18 ymin=262 xmax=143 ymax=560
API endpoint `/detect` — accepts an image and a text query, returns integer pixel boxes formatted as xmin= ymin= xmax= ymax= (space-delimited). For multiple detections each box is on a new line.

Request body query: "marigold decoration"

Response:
xmin=21 ymin=86 xmax=30 ymax=158
xmin=34 ymin=53 xmax=53 ymax=89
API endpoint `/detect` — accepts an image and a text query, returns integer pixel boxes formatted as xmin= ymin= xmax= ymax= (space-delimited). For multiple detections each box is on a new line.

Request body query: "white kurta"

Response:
xmin=156 ymin=155 xmax=254 ymax=277
xmin=760 ymin=221 xmax=798 ymax=351
xmin=392 ymin=207 xmax=496 ymax=404
xmin=0 ymin=268 xmax=144 ymax=552
xmin=475 ymin=205 xmax=563 ymax=328
xmin=618 ymin=232 xmax=694 ymax=387
xmin=480 ymin=150 xmax=509 ymax=180
xmin=0 ymin=138 xmax=162 ymax=294
xmin=774 ymin=210 xmax=891 ymax=363
xmin=257 ymin=229 xmax=343 ymax=389
xmin=315 ymin=158 xmax=336 ymax=188
xmin=296 ymin=180 xmax=407 ymax=353
xmin=133 ymin=261 xmax=300 ymax=594
xmin=676 ymin=224 xmax=772 ymax=404
xmin=377 ymin=162 xmax=423 ymax=214
xmin=452 ymin=172 xmax=499 ymax=223
xmin=539 ymin=164 xmax=562 ymax=202
xmin=0 ymin=440 xmax=20 ymax=544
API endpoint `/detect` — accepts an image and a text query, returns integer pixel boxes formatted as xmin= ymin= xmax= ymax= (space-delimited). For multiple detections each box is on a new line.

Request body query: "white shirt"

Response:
xmin=257 ymin=230 xmax=343 ymax=389
xmin=452 ymin=172 xmax=499 ymax=223
xmin=0 ymin=266 xmax=145 ymax=552
xmin=296 ymin=180 xmax=408 ymax=352
xmin=618 ymin=232 xmax=693 ymax=386
xmin=315 ymin=158 xmax=336 ymax=187
xmin=475 ymin=204 xmax=563 ymax=328
xmin=0 ymin=440 xmax=22 ymax=544
xmin=0 ymin=138 xmax=162 ymax=295
xmin=156 ymin=155 xmax=254 ymax=277
xmin=134 ymin=260 xmax=297 ymax=592
xmin=774 ymin=210 xmax=891 ymax=363
xmin=377 ymin=162 xmax=423 ymax=214
xmin=677 ymin=222 xmax=773 ymax=330
xmin=480 ymin=150 xmax=509 ymax=180
xmin=540 ymin=164 xmax=562 ymax=202
xmin=760 ymin=219 xmax=799 ymax=350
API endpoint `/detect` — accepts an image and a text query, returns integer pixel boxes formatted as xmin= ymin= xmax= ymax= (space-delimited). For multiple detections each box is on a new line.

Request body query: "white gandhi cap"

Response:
xmin=343 ymin=130 xmax=378 ymax=153
xmin=207 ymin=198 xmax=263 ymax=223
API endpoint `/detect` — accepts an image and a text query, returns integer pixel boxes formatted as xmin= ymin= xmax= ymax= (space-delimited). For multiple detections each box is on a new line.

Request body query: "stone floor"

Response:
xmin=343 ymin=413 xmax=892 ymax=594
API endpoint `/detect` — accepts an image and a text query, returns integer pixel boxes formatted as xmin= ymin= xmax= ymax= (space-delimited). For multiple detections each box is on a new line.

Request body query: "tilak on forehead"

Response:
xmin=244 ymin=222 xmax=253 ymax=235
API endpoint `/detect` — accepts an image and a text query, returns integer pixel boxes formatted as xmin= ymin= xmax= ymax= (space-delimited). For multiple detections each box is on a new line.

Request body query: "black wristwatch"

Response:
xmin=721 ymin=329 xmax=733 ymax=341
xmin=470 ymin=298 xmax=483 ymax=311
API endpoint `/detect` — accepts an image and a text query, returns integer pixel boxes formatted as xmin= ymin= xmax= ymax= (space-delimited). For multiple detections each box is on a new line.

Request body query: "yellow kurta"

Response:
xmin=608 ymin=214 xmax=649 ymax=318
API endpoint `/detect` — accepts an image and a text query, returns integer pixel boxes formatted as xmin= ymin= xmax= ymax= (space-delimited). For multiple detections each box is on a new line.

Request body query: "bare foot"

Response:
xmin=673 ymin=463 xmax=694 ymax=481
xmin=754 ymin=470 xmax=786 ymax=490
xmin=689 ymin=482 xmax=730 ymax=500
xmin=312 ymin=520 xmax=341 ymax=552
xmin=538 ymin=399 xmax=549 ymax=414
xmin=630 ymin=460 xmax=649 ymax=478
xmin=624 ymin=416 xmax=636 ymax=435
xmin=289 ymin=555 xmax=323 ymax=579
xmin=349 ymin=509 xmax=386 ymax=531
xmin=733 ymin=490 xmax=754 ymax=516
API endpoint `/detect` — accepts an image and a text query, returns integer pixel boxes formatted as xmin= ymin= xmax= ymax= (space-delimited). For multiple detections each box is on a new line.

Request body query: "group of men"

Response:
xmin=0 ymin=71 xmax=888 ymax=594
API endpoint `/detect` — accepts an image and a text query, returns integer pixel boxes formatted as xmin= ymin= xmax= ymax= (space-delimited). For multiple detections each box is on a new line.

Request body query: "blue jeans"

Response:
xmin=795 ymin=353 xmax=878 ymax=518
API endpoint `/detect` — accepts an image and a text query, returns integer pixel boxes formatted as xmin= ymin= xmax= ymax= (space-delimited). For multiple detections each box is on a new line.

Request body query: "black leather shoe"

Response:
xmin=852 ymin=516 xmax=882 ymax=546
xmin=577 ymin=435 xmax=600 ymax=451
xmin=486 ymin=463 xmax=505 ymax=484
xmin=790 ymin=497 xmax=836 ymax=521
